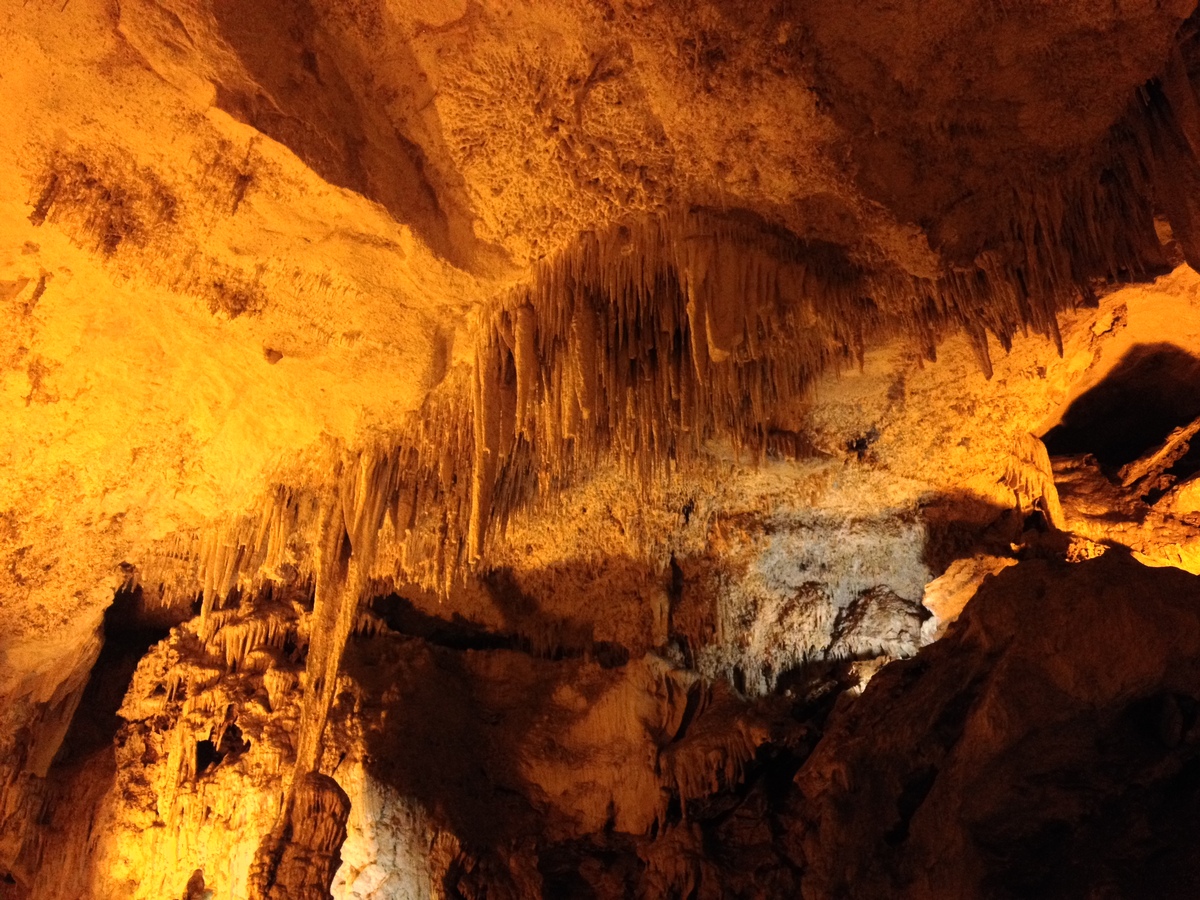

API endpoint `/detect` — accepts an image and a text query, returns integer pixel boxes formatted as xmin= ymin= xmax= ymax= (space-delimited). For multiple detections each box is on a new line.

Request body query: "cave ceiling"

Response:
xmin=5 ymin=0 xmax=1200 ymax=897
xmin=3 ymin=0 xmax=1197 ymax=625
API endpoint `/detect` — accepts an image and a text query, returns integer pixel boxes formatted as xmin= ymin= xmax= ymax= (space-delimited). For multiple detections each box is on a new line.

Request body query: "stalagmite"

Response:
xmin=247 ymin=773 xmax=351 ymax=900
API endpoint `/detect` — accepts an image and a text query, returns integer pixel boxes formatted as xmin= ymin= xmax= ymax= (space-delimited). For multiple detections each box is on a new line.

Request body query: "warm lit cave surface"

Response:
xmin=9 ymin=1 xmax=1200 ymax=898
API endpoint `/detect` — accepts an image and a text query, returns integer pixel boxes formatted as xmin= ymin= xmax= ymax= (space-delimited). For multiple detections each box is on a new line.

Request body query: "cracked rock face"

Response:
xmin=5 ymin=0 xmax=1200 ymax=897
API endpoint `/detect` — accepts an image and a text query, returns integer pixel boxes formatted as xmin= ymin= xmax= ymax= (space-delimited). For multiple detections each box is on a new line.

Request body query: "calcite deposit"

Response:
xmin=4 ymin=0 xmax=1200 ymax=897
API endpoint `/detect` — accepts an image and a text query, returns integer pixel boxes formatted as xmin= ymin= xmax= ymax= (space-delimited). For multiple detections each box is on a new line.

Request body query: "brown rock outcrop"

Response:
xmin=248 ymin=773 xmax=351 ymax=900
xmin=793 ymin=551 xmax=1200 ymax=899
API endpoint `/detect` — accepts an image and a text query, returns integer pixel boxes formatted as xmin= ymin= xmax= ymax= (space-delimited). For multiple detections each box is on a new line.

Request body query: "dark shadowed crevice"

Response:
xmin=4 ymin=587 xmax=186 ymax=899
xmin=883 ymin=766 xmax=938 ymax=846
xmin=1043 ymin=343 xmax=1200 ymax=470
xmin=51 ymin=586 xmax=177 ymax=767
xmin=370 ymin=593 xmax=514 ymax=652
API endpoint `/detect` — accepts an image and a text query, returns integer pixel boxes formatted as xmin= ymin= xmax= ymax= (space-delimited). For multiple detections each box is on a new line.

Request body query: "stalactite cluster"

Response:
xmin=113 ymin=38 xmax=1200 ymax=624
xmin=109 ymin=56 xmax=1200 ymax=838
xmin=133 ymin=80 xmax=1200 ymax=617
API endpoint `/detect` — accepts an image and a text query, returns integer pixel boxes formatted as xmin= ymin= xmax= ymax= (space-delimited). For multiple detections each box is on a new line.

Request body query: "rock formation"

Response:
xmin=248 ymin=773 xmax=352 ymax=900
xmin=3 ymin=0 xmax=1200 ymax=897
xmin=795 ymin=552 xmax=1200 ymax=899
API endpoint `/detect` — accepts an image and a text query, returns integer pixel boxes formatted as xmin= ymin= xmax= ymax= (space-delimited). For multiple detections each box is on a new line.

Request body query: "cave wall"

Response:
xmin=6 ymin=0 xmax=1200 ymax=896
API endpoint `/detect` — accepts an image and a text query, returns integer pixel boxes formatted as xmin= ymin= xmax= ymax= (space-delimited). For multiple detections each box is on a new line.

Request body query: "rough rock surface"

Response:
xmin=40 ymin=541 xmax=1200 ymax=899
xmin=248 ymin=773 xmax=352 ymax=900
xmin=6 ymin=0 xmax=1200 ymax=896
xmin=794 ymin=551 xmax=1200 ymax=899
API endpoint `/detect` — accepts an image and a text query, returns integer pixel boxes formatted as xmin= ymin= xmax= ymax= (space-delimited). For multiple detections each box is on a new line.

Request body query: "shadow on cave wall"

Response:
xmin=343 ymin=611 xmax=814 ymax=899
xmin=917 ymin=490 xmax=1016 ymax=576
xmin=2 ymin=587 xmax=185 ymax=898
xmin=50 ymin=586 xmax=180 ymax=767
xmin=207 ymin=0 xmax=482 ymax=270
xmin=348 ymin=486 xmax=1021 ymax=894
xmin=356 ymin=556 xmax=672 ymax=864
xmin=973 ymin=694 xmax=1200 ymax=900
xmin=342 ymin=632 xmax=589 ymax=887
xmin=369 ymin=593 xmax=513 ymax=653
xmin=1043 ymin=343 xmax=1200 ymax=471
xmin=373 ymin=484 xmax=1018 ymax=689
xmin=370 ymin=563 xmax=637 ymax=668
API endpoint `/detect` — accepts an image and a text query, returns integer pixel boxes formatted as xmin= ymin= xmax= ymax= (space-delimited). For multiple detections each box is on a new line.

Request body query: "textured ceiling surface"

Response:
xmin=2 ymin=0 xmax=1195 ymax=644
xmin=6 ymin=1 xmax=1200 ymax=897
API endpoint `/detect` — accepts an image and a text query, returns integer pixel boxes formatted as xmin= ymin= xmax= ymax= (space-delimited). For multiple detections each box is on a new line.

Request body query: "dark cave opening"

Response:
xmin=195 ymin=739 xmax=220 ymax=776
xmin=4 ymin=586 xmax=187 ymax=898
xmin=196 ymin=721 xmax=250 ymax=777
xmin=369 ymin=593 xmax=514 ymax=652
xmin=51 ymin=585 xmax=178 ymax=768
xmin=1043 ymin=343 xmax=1200 ymax=471
xmin=1158 ymin=438 xmax=1200 ymax=499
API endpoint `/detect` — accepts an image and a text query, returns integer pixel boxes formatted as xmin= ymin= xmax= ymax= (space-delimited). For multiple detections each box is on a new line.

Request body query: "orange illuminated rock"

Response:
xmin=5 ymin=0 xmax=1200 ymax=896
xmin=248 ymin=773 xmax=351 ymax=900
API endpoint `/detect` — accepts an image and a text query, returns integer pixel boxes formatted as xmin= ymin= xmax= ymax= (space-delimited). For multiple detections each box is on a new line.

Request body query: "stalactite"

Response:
xmin=204 ymin=609 xmax=297 ymax=673
xmin=965 ymin=322 xmax=994 ymax=379
xmin=513 ymin=304 xmax=537 ymax=436
xmin=294 ymin=451 xmax=396 ymax=776
xmin=469 ymin=335 xmax=504 ymax=563
xmin=1146 ymin=96 xmax=1200 ymax=270
xmin=571 ymin=292 xmax=599 ymax=422
xmin=129 ymin=41 xmax=1200 ymax=639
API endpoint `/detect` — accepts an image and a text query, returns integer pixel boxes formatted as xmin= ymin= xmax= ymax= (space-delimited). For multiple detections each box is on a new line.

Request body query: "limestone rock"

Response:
xmin=794 ymin=552 xmax=1200 ymax=899
xmin=5 ymin=0 xmax=1200 ymax=895
xmin=248 ymin=773 xmax=352 ymax=900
